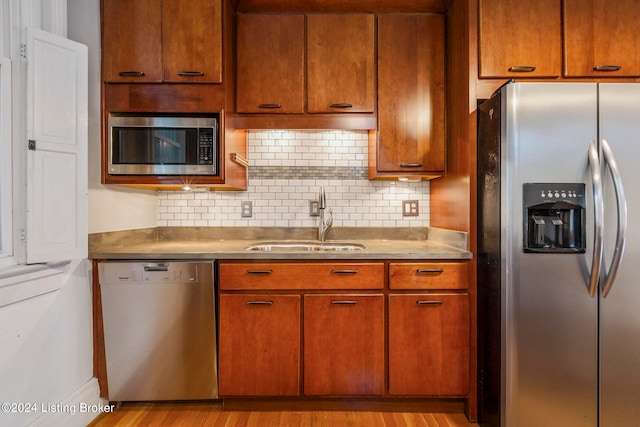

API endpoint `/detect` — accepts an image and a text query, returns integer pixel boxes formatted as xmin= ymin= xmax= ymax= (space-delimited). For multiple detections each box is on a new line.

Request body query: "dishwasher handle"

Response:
xmin=143 ymin=263 xmax=170 ymax=272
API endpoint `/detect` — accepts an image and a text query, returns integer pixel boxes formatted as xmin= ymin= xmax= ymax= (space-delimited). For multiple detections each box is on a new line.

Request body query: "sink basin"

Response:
xmin=245 ymin=241 xmax=365 ymax=252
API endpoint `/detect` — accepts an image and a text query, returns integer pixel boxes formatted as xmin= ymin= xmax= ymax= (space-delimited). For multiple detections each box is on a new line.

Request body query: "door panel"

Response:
xmin=503 ymin=83 xmax=599 ymax=426
xmin=598 ymin=83 xmax=640 ymax=427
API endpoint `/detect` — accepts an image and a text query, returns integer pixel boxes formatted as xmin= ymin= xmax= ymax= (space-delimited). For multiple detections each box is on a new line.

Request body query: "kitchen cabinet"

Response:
xmin=563 ymin=0 xmax=640 ymax=77
xmin=218 ymin=261 xmax=384 ymax=398
xmin=218 ymin=294 xmax=301 ymax=396
xmin=388 ymin=262 xmax=470 ymax=396
xmin=478 ymin=0 xmax=561 ymax=78
xmin=233 ymin=13 xmax=376 ymax=128
xmin=303 ymin=294 xmax=385 ymax=396
xmin=236 ymin=13 xmax=305 ymax=113
xmin=218 ymin=260 xmax=469 ymax=399
xmin=102 ymin=0 xmax=222 ymax=83
xmin=218 ymin=262 xmax=385 ymax=290
xmin=373 ymin=13 xmax=445 ymax=178
xmin=306 ymin=14 xmax=375 ymax=113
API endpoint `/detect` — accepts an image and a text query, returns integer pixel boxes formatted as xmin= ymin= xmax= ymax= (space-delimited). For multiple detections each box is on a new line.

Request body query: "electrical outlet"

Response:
xmin=241 ymin=200 xmax=253 ymax=218
xmin=402 ymin=200 xmax=419 ymax=217
xmin=309 ymin=200 xmax=320 ymax=216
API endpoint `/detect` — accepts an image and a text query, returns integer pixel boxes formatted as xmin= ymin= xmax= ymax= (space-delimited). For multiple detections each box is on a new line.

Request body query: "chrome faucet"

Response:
xmin=318 ymin=187 xmax=333 ymax=241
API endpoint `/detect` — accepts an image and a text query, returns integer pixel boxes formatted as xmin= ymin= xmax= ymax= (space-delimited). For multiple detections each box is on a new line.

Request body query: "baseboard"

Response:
xmin=29 ymin=378 xmax=114 ymax=427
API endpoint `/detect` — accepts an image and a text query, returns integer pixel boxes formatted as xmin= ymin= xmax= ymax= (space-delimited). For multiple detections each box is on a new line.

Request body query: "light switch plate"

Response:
xmin=402 ymin=200 xmax=419 ymax=217
xmin=309 ymin=200 xmax=320 ymax=216
xmin=241 ymin=200 xmax=253 ymax=218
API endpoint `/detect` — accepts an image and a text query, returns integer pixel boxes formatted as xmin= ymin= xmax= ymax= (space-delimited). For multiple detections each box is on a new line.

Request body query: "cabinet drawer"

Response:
xmin=219 ymin=262 xmax=384 ymax=290
xmin=389 ymin=262 xmax=468 ymax=290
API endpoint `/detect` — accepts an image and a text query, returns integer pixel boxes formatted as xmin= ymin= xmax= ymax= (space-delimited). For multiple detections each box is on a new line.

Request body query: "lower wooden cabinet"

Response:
xmin=218 ymin=294 xmax=301 ymax=396
xmin=388 ymin=293 xmax=470 ymax=396
xmin=217 ymin=260 xmax=470 ymax=399
xmin=303 ymin=294 xmax=385 ymax=396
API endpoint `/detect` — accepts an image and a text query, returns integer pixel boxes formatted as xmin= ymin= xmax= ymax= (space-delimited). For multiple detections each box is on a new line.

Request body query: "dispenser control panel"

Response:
xmin=523 ymin=183 xmax=586 ymax=253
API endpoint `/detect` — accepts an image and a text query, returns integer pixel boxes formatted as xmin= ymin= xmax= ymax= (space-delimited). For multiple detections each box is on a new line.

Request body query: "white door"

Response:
xmin=26 ymin=28 xmax=88 ymax=264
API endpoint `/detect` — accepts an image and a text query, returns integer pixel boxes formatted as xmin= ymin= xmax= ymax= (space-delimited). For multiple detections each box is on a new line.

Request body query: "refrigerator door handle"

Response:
xmin=601 ymin=139 xmax=628 ymax=298
xmin=588 ymin=140 xmax=604 ymax=298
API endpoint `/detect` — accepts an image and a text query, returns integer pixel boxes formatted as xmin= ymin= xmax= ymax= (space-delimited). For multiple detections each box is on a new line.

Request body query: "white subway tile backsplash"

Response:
xmin=158 ymin=130 xmax=430 ymax=228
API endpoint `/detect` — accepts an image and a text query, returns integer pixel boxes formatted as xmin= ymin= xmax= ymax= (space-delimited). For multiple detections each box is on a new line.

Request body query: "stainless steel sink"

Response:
xmin=245 ymin=241 xmax=365 ymax=252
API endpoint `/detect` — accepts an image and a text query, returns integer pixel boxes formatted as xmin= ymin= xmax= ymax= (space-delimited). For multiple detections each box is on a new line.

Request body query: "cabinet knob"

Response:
xmin=416 ymin=300 xmax=444 ymax=305
xmin=331 ymin=269 xmax=359 ymax=275
xmin=416 ymin=269 xmax=444 ymax=274
xmin=331 ymin=300 xmax=358 ymax=305
xmin=246 ymin=269 xmax=273 ymax=275
xmin=118 ymin=70 xmax=145 ymax=76
xmin=508 ymin=65 xmax=536 ymax=73
xmin=246 ymin=300 xmax=274 ymax=305
xmin=177 ymin=71 xmax=205 ymax=76
xmin=593 ymin=65 xmax=622 ymax=72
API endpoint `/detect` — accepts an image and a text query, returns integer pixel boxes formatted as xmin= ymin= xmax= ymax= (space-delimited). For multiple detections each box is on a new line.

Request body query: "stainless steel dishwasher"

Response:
xmin=98 ymin=261 xmax=217 ymax=401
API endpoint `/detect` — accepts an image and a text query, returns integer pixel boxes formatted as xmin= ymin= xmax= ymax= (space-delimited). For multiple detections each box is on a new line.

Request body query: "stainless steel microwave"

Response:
xmin=108 ymin=115 xmax=218 ymax=175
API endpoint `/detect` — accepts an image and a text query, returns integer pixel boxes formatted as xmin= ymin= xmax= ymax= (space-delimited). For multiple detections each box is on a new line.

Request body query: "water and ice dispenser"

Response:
xmin=523 ymin=183 xmax=586 ymax=253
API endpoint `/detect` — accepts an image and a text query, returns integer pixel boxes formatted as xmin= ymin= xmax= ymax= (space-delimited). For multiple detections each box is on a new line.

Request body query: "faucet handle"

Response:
xmin=325 ymin=208 xmax=334 ymax=227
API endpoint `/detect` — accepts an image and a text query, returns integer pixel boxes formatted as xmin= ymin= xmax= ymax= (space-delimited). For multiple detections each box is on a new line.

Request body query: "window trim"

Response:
xmin=0 ymin=56 xmax=14 ymax=267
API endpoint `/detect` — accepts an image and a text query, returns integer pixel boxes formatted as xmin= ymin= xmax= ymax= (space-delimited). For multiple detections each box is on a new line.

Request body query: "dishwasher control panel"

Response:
xmin=98 ymin=261 xmax=211 ymax=285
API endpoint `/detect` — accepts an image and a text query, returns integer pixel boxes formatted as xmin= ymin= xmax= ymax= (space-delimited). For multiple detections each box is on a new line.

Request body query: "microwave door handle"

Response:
xmin=588 ymin=140 xmax=604 ymax=298
xmin=601 ymin=140 xmax=627 ymax=298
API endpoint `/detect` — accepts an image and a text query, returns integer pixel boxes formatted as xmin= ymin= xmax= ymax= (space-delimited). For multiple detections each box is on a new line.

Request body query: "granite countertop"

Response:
xmin=89 ymin=227 xmax=472 ymax=261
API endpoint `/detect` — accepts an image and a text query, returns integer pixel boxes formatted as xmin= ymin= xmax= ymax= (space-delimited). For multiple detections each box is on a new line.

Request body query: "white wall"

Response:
xmin=68 ymin=0 xmax=157 ymax=234
xmin=0 ymin=261 xmax=102 ymax=427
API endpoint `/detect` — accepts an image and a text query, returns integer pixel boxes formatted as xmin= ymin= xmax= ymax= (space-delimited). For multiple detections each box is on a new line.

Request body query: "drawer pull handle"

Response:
xmin=508 ymin=65 xmax=536 ymax=72
xmin=331 ymin=300 xmax=358 ymax=305
xmin=118 ymin=70 xmax=145 ymax=76
xmin=246 ymin=300 xmax=274 ymax=305
xmin=246 ymin=270 xmax=273 ymax=275
xmin=593 ymin=65 xmax=621 ymax=72
xmin=331 ymin=269 xmax=359 ymax=275
xmin=417 ymin=300 xmax=444 ymax=305
xmin=416 ymin=269 xmax=444 ymax=274
xmin=330 ymin=103 xmax=353 ymax=108
xmin=177 ymin=71 xmax=204 ymax=76
xmin=258 ymin=103 xmax=282 ymax=109
xmin=400 ymin=163 xmax=423 ymax=168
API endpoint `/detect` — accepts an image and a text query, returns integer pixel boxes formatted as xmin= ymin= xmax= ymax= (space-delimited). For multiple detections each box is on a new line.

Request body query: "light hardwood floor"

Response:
xmin=88 ymin=402 xmax=480 ymax=427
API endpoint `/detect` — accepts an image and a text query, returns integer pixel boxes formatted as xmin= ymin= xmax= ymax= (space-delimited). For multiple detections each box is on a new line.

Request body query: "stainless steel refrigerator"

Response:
xmin=477 ymin=82 xmax=640 ymax=427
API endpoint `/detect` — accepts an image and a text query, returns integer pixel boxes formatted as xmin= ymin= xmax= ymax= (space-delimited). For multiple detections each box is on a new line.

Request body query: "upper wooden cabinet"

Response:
xmin=235 ymin=13 xmax=375 ymax=116
xmin=236 ymin=14 xmax=305 ymax=113
xmin=564 ymin=0 xmax=640 ymax=77
xmin=374 ymin=13 xmax=445 ymax=178
xmin=102 ymin=0 xmax=162 ymax=82
xmin=306 ymin=14 xmax=375 ymax=113
xmin=102 ymin=0 xmax=222 ymax=83
xmin=478 ymin=0 xmax=562 ymax=78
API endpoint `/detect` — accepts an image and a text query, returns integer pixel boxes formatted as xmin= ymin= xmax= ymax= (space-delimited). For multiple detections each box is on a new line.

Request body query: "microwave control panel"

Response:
xmin=198 ymin=128 xmax=215 ymax=165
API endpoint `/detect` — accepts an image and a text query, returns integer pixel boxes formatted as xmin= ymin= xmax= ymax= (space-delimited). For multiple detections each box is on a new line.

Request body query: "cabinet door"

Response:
xmin=389 ymin=294 xmax=469 ymax=396
xmin=479 ymin=0 xmax=561 ymax=78
xmin=161 ymin=0 xmax=222 ymax=83
xmin=218 ymin=294 xmax=300 ymax=396
xmin=307 ymin=14 xmax=375 ymax=113
xmin=102 ymin=0 xmax=162 ymax=82
xmin=303 ymin=294 xmax=385 ymax=396
xmin=564 ymin=0 xmax=640 ymax=77
xmin=236 ymin=14 xmax=304 ymax=113
xmin=377 ymin=14 xmax=445 ymax=174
